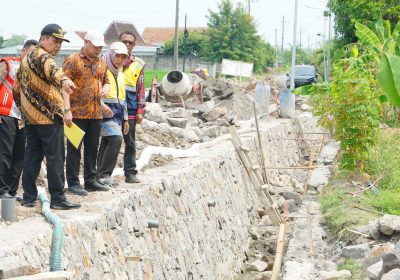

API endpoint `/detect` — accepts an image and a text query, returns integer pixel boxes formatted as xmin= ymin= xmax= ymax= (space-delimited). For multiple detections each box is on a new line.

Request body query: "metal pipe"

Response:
xmin=1 ymin=197 xmax=16 ymax=222
xmin=38 ymin=191 xmax=64 ymax=271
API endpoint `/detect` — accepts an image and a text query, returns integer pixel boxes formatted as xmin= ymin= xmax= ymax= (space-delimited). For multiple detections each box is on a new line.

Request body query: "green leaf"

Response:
xmin=293 ymin=84 xmax=316 ymax=95
xmin=375 ymin=18 xmax=385 ymax=41
xmin=378 ymin=95 xmax=388 ymax=103
xmin=355 ymin=22 xmax=381 ymax=52
xmin=377 ymin=54 xmax=400 ymax=107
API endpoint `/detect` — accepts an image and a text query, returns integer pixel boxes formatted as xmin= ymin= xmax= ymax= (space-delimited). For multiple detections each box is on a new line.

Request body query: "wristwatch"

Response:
xmin=63 ymin=108 xmax=71 ymax=113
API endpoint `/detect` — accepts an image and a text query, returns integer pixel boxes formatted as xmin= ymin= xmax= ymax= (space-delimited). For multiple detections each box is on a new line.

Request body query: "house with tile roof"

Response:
xmin=142 ymin=27 xmax=207 ymax=48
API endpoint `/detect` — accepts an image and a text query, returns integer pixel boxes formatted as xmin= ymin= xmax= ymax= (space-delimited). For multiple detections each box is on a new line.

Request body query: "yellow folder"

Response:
xmin=64 ymin=123 xmax=85 ymax=149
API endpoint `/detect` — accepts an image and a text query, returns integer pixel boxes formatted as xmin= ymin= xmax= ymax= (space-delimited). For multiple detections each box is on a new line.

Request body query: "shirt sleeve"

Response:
xmin=62 ymin=56 xmax=76 ymax=81
xmin=101 ymin=63 xmax=110 ymax=85
xmin=136 ymin=69 xmax=145 ymax=115
xmin=0 ymin=61 xmax=7 ymax=86
xmin=43 ymin=54 xmax=68 ymax=88
xmin=12 ymin=69 xmax=21 ymax=109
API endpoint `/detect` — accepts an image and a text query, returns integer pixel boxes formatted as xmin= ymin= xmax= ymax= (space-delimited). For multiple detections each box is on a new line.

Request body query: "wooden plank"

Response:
xmin=240 ymin=145 xmax=250 ymax=152
xmin=271 ymin=221 xmax=289 ymax=280
xmin=229 ymin=126 xmax=283 ymax=225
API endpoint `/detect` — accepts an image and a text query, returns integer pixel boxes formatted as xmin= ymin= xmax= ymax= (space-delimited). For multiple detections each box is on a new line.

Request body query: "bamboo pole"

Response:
xmin=307 ymin=206 xmax=315 ymax=258
xmin=271 ymin=221 xmax=288 ymax=280
xmin=253 ymin=100 xmax=268 ymax=184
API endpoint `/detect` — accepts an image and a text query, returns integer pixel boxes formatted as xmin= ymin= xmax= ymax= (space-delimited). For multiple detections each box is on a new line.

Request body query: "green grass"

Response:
xmin=144 ymin=69 xmax=169 ymax=88
xmin=338 ymin=258 xmax=363 ymax=280
xmin=363 ymin=128 xmax=400 ymax=215
xmin=320 ymin=184 xmax=378 ymax=242
xmin=320 ymin=128 xmax=400 ymax=241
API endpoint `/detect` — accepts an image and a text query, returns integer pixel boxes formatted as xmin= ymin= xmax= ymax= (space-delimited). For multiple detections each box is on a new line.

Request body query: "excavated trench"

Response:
xmin=0 ymin=113 xmax=338 ymax=280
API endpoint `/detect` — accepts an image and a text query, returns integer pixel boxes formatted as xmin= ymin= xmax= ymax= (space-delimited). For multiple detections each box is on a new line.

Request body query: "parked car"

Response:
xmin=286 ymin=65 xmax=317 ymax=88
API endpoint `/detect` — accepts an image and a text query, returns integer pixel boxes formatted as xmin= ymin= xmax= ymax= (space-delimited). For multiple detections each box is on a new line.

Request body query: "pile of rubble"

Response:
xmin=137 ymin=77 xmax=279 ymax=153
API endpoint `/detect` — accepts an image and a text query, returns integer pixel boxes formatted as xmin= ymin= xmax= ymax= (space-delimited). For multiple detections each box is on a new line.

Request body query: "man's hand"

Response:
xmin=123 ymin=120 xmax=129 ymax=135
xmin=0 ymin=116 xmax=2 ymax=124
xmin=136 ymin=114 xmax=143 ymax=125
xmin=63 ymin=111 xmax=73 ymax=127
xmin=99 ymin=84 xmax=110 ymax=98
xmin=101 ymin=103 xmax=113 ymax=118
xmin=62 ymin=79 xmax=76 ymax=95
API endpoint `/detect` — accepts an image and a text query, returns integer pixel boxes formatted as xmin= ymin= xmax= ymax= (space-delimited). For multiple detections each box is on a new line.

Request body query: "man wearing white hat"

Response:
xmin=63 ymin=30 xmax=111 ymax=195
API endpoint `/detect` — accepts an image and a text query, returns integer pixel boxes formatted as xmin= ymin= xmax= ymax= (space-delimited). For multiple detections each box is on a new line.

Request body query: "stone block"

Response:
xmin=144 ymin=102 xmax=164 ymax=123
xmin=167 ymin=117 xmax=187 ymax=128
xmin=245 ymin=260 xmax=268 ymax=272
xmin=319 ymin=270 xmax=351 ymax=280
xmin=342 ymin=243 xmax=369 ymax=259
xmin=379 ymin=215 xmax=400 ymax=236
xmin=5 ymin=271 xmax=74 ymax=279
xmin=381 ymin=268 xmax=400 ymax=280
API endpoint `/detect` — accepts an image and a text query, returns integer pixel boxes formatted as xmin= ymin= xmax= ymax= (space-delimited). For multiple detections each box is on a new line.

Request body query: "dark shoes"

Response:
xmin=98 ymin=177 xmax=119 ymax=187
xmin=50 ymin=199 xmax=81 ymax=210
xmin=68 ymin=185 xmax=89 ymax=196
xmin=21 ymin=200 xmax=35 ymax=208
xmin=125 ymin=174 xmax=141 ymax=184
xmin=85 ymin=179 xmax=110 ymax=192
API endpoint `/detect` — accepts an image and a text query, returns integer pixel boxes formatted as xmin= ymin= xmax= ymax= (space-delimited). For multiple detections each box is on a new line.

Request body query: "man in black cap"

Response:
xmin=16 ymin=23 xmax=81 ymax=210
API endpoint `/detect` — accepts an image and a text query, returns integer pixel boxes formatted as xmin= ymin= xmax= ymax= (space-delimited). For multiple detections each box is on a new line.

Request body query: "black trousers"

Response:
xmin=22 ymin=118 xmax=66 ymax=203
xmin=97 ymin=135 xmax=123 ymax=177
xmin=66 ymin=119 xmax=101 ymax=187
xmin=0 ymin=115 xmax=25 ymax=196
xmin=123 ymin=119 xmax=137 ymax=176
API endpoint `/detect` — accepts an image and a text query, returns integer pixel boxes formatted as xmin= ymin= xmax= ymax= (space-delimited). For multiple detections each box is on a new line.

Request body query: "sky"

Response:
xmin=0 ymin=0 xmax=330 ymax=49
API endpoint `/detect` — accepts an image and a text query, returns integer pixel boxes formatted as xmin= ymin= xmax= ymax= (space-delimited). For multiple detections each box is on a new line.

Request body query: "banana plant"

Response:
xmin=378 ymin=53 xmax=400 ymax=107
xmin=355 ymin=19 xmax=400 ymax=108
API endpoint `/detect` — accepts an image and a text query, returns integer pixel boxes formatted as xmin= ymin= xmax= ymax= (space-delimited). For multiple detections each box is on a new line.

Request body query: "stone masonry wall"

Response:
xmin=0 ymin=114 xmax=321 ymax=279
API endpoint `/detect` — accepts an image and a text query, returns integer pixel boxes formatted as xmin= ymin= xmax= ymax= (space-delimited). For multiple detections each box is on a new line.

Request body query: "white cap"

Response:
xmin=84 ymin=30 xmax=106 ymax=47
xmin=110 ymin=42 xmax=128 ymax=55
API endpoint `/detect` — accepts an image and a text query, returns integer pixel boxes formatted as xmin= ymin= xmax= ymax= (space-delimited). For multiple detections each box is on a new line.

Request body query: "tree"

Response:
xmin=1 ymin=34 xmax=27 ymax=48
xmin=203 ymin=0 xmax=274 ymax=72
xmin=328 ymin=0 xmax=400 ymax=46
xmin=0 ymin=36 xmax=6 ymax=48
xmin=163 ymin=30 xmax=207 ymax=57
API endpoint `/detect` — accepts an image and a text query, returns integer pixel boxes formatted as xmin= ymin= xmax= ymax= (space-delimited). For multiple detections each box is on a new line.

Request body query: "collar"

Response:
xmin=79 ymin=48 xmax=99 ymax=63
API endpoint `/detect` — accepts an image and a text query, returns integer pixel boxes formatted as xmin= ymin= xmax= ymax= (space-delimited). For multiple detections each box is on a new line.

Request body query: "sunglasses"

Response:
xmin=122 ymin=40 xmax=135 ymax=45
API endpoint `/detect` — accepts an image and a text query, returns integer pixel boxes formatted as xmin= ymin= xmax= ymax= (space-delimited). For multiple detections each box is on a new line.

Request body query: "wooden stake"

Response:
xmin=271 ymin=221 xmax=288 ymax=280
xmin=253 ymin=100 xmax=268 ymax=184
xmin=307 ymin=205 xmax=315 ymax=258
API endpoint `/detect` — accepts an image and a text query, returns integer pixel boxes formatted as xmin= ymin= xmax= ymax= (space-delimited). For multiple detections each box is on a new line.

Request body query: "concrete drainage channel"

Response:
xmin=0 ymin=114 xmax=340 ymax=279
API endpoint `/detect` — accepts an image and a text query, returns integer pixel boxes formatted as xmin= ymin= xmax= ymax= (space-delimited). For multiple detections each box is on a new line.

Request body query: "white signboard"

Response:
xmin=221 ymin=59 xmax=253 ymax=77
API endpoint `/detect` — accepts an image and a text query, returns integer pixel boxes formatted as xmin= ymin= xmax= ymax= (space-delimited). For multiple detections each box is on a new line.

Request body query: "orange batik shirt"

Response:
xmin=63 ymin=49 xmax=109 ymax=119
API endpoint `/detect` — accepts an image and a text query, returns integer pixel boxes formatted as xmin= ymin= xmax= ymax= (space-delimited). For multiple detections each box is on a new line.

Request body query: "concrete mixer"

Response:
xmin=149 ymin=70 xmax=204 ymax=104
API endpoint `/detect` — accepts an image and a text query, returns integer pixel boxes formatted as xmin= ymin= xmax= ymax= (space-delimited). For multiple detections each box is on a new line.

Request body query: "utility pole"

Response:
xmin=281 ymin=16 xmax=285 ymax=64
xmin=289 ymin=0 xmax=298 ymax=90
xmin=275 ymin=28 xmax=279 ymax=67
xmin=326 ymin=10 xmax=331 ymax=79
xmin=299 ymin=26 xmax=302 ymax=48
xmin=173 ymin=0 xmax=179 ymax=70
xmin=323 ymin=14 xmax=327 ymax=82
xmin=182 ymin=13 xmax=188 ymax=72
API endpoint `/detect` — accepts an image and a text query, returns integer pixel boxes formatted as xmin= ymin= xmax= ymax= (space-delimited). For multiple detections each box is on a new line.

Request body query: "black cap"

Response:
xmin=40 ymin=24 xmax=70 ymax=43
